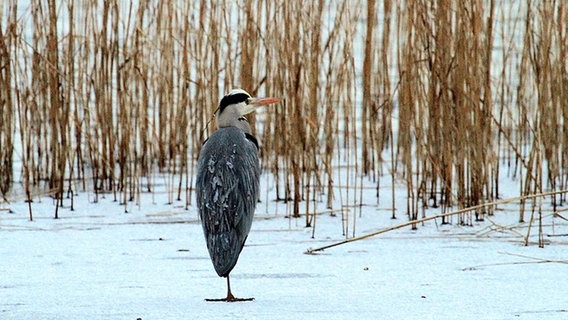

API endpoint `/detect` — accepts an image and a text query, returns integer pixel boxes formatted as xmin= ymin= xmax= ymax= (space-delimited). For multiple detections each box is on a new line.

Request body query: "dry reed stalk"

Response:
xmin=89 ymin=0 xmax=117 ymax=197
xmin=44 ymin=0 xmax=70 ymax=218
xmin=278 ymin=1 xmax=303 ymax=218
xmin=11 ymin=1 xmax=39 ymax=220
xmin=454 ymin=0 xmax=482 ymax=222
xmin=339 ymin=2 xmax=360 ymax=237
xmin=539 ymin=1 xmax=565 ymax=210
xmin=361 ymin=0 xmax=376 ymax=176
xmin=559 ymin=2 xmax=568 ymax=206
xmin=378 ymin=0 xmax=395 ymax=218
xmin=515 ymin=2 xmax=533 ymax=223
xmin=398 ymin=0 xmax=418 ymax=227
xmin=155 ymin=0 xmax=176 ymax=203
xmin=63 ymin=0 xmax=76 ymax=211
xmin=0 ymin=4 xmax=14 ymax=202
xmin=239 ymin=0 xmax=255 ymax=109
xmin=429 ymin=0 xmax=452 ymax=213
xmin=300 ymin=0 xmax=325 ymax=228
xmin=117 ymin=2 xmax=133 ymax=210
xmin=177 ymin=0 xmax=192 ymax=208
xmin=321 ymin=0 xmax=349 ymax=210
xmin=306 ymin=188 xmax=568 ymax=254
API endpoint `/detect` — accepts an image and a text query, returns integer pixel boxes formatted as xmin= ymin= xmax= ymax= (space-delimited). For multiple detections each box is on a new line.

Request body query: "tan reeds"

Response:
xmin=1 ymin=0 xmax=566 ymax=244
xmin=397 ymin=0 xmax=498 ymax=227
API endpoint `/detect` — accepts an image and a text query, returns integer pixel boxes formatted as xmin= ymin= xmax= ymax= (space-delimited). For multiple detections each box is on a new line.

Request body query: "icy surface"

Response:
xmin=2 ymin=0 xmax=566 ymax=318
xmin=1 ymin=189 xmax=566 ymax=320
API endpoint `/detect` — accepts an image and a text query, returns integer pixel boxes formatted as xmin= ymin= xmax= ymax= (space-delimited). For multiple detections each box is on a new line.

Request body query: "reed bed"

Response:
xmin=1 ymin=0 xmax=566 ymax=243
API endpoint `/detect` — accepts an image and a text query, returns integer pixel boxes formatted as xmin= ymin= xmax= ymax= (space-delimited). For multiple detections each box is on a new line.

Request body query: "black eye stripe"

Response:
xmin=218 ymin=93 xmax=251 ymax=113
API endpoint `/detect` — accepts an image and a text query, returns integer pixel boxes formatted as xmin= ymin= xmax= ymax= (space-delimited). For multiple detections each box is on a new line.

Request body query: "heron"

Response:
xmin=196 ymin=88 xmax=281 ymax=302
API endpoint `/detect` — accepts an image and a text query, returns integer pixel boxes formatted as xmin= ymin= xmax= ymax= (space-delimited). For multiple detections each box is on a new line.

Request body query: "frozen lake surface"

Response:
xmin=1 ymin=190 xmax=566 ymax=320
xmin=2 ymin=0 xmax=566 ymax=318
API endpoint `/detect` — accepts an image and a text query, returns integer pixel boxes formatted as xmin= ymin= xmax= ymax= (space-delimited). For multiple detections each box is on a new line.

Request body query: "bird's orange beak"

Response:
xmin=241 ymin=97 xmax=281 ymax=115
xmin=249 ymin=97 xmax=282 ymax=106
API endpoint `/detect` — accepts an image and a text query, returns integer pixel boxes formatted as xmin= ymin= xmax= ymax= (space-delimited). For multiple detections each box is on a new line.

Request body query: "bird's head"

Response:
xmin=216 ymin=89 xmax=281 ymax=132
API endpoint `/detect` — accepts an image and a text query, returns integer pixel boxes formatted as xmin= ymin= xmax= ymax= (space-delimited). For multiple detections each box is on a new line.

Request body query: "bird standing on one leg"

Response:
xmin=196 ymin=89 xmax=281 ymax=302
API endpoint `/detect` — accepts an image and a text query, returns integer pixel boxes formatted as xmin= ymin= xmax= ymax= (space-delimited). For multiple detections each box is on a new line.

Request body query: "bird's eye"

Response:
xmin=238 ymin=116 xmax=248 ymax=122
xmin=245 ymin=98 xmax=252 ymax=105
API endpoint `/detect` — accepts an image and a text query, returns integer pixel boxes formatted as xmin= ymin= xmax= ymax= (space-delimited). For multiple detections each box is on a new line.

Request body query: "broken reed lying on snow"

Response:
xmin=0 ymin=0 xmax=566 ymax=225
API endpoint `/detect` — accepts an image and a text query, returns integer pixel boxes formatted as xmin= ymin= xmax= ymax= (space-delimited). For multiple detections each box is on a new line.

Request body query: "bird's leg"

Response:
xmin=204 ymin=275 xmax=254 ymax=302
xmin=225 ymin=275 xmax=254 ymax=302
xmin=226 ymin=275 xmax=236 ymax=300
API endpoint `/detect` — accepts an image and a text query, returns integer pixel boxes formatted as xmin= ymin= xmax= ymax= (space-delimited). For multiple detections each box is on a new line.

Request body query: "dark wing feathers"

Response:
xmin=196 ymin=127 xmax=260 ymax=277
xmin=244 ymin=133 xmax=259 ymax=150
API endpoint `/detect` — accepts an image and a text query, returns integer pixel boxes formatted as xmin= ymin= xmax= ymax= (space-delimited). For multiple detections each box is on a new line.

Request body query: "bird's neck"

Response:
xmin=216 ymin=104 xmax=253 ymax=134
xmin=216 ymin=117 xmax=252 ymax=135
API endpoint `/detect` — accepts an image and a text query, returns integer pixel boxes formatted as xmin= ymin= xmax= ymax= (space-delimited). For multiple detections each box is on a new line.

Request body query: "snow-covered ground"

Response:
xmin=2 ymin=1 xmax=566 ymax=319
xmin=1 ymin=183 xmax=566 ymax=320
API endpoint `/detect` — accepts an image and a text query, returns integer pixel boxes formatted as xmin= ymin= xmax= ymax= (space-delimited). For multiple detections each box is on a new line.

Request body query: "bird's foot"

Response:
xmin=205 ymin=293 xmax=254 ymax=302
xmin=205 ymin=297 xmax=255 ymax=302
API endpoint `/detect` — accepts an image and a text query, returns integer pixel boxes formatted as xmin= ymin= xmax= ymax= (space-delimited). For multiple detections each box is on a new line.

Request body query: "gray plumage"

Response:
xmin=196 ymin=126 xmax=260 ymax=277
xmin=195 ymin=89 xmax=280 ymax=301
